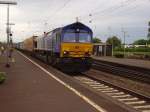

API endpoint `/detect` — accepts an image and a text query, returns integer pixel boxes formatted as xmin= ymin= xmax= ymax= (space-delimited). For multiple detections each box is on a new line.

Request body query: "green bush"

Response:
xmin=114 ymin=47 xmax=124 ymax=51
xmin=114 ymin=53 xmax=124 ymax=58
xmin=0 ymin=72 xmax=6 ymax=84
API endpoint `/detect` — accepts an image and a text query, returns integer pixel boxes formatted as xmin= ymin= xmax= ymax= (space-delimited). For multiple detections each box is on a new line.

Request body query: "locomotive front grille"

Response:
xmin=61 ymin=43 xmax=93 ymax=58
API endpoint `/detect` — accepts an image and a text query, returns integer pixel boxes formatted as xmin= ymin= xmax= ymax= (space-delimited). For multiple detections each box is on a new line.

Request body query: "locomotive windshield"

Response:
xmin=79 ymin=32 xmax=91 ymax=43
xmin=63 ymin=32 xmax=76 ymax=42
xmin=63 ymin=29 xmax=92 ymax=43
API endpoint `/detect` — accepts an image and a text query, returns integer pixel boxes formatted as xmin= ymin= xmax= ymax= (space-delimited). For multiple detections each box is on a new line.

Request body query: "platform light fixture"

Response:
xmin=0 ymin=1 xmax=17 ymax=5
xmin=0 ymin=1 xmax=17 ymax=67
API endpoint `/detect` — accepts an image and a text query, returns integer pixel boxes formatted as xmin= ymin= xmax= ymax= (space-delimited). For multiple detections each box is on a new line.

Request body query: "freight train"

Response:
xmin=16 ymin=22 xmax=93 ymax=72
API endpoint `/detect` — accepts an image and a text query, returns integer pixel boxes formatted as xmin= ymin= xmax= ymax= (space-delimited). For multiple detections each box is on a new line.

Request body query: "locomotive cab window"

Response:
xmin=63 ymin=29 xmax=76 ymax=42
xmin=78 ymin=30 xmax=92 ymax=43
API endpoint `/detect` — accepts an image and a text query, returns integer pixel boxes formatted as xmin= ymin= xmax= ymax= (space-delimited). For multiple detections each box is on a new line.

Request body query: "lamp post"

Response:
xmin=122 ymin=28 xmax=126 ymax=58
xmin=148 ymin=21 xmax=150 ymax=47
xmin=0 ymin=1 xmax=17 ymax=67
xmin=123 ymin=31 xmax=126 ymax=57
xmin=8 ymin=23 xmax=15 ymax=49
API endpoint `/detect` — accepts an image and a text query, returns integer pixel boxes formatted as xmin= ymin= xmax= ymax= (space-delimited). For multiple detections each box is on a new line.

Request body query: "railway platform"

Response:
xmin=92 ymin=56 xmax=150 ymax=70
xmin=0 ymin=51 xmax=144 ymax=112
xmin=0 ymin=51 xmax=101 ymax=112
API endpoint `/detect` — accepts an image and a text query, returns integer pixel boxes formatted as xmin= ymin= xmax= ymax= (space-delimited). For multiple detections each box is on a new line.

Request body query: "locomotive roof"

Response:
xmin=45 ymin=22 xmax=93 ymax=35
xmin=62 ymin=22 xmax=92 ymax=33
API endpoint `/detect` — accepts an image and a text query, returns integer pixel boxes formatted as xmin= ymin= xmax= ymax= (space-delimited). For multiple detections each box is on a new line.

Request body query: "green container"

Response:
xmin=0 ymin=72 xmax=6 ymax=84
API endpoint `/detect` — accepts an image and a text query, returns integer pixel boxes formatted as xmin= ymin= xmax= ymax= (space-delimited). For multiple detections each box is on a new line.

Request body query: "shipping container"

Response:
xmin=24 ymin=36 xmax=37 ymax=51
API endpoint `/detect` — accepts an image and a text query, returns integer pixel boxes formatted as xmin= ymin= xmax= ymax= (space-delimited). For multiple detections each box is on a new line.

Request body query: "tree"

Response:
xmin=106 ymin=36 xmax=121 ymax=48
xmin=133 ymin=39 xmax=147 ymax=45
xmin=147 ymin=39 xmax=150 ymax=44
xmin=92 ymin=37 xmax=101 ymax=43
xmin=147 ymin=33 xmax=150 ymax=40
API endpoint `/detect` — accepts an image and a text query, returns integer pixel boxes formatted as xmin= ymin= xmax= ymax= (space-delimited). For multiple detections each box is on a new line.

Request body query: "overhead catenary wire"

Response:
xmin=40 ymin=0 xmax=73 ymax=32
xmin=78 ymin=0 xmax=137 ymax=36
xmin=79 ymin=0 xmax=138 ymax=23
xmin=47 ymin=0 xmax=72 ymax=23
xmin=94 ymin=0 xmax=149 ymax=24
xmin=91 ymin=0 xmax=139 ymax=22
xmin=91 ymin=0 xmax=136 ymax=16
xmin=44 ymin=0 xmax=143 ymax=32
xmin=80 ymin=0 xmax=148 ymax=40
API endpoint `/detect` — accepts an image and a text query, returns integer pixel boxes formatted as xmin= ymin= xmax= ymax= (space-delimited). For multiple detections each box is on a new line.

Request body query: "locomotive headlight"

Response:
xmin=76 ymin=29 xmax=80 ymax=32
xmin=63 ymin=51 xmax=68 ymax=54
xmin=63 ymin=51 xmax=69 ymax=56
xmin=85 ymin=51 xmax=90 ymax=57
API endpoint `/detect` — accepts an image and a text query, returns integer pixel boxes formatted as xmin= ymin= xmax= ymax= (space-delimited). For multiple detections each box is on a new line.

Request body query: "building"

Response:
xmin=93 ymin=43 xmax=112 ymax=56
xmin=124 ymin=44 xmax=150 ymax=48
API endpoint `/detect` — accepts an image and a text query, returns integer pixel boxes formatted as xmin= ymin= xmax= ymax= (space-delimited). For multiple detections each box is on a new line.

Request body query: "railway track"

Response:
xmin=93 ymin=60 xmax=150 ymax=84
xmin=73 ymin=73 xmax=150 ymax=112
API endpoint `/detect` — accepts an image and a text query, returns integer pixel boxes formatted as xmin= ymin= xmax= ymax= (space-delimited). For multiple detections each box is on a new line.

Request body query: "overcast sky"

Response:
xmin=0 ymin=0 xmax=150 ymax=43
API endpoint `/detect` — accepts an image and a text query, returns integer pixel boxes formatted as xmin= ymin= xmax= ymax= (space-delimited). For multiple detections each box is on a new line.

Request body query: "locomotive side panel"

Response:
xmin=44 ymin=32 xmax=53 ymax=51
xmin=52 ymin=32 xmax=61 ymax=53
xmin=37 ymin=35 xmax=45 ymax=51
xmin=44 ymin=29 xmax=62 ymax=54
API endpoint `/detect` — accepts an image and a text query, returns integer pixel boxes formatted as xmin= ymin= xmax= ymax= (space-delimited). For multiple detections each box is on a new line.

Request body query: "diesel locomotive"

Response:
xmin=17 ymin=22 xmax=93 ymax=72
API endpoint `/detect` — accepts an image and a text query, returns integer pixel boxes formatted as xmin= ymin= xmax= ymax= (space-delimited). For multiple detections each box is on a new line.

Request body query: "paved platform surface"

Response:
xmin=0 ymin=51 xmax=99 ymax=112
xmin=93 ymin=56 xmax=150 ymax=69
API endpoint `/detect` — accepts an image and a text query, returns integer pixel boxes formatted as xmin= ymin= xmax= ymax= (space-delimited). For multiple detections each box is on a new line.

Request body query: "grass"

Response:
xmin=113 ymin=51 xmax=150 ymax=59
xmin=0 ymin=72 xmax=6 ymax=84
xmin=0 ymin=55 xmax=7 ymax=84
xmin=114 ymin=51 xmax=150 ymax=55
